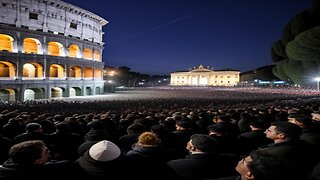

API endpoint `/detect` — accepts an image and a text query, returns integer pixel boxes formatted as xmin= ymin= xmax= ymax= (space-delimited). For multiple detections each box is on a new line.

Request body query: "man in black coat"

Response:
xmin=0 ymin=140 xmax=74 ymax=180
xmin=167 ymin=134 xmax=223 ymax=180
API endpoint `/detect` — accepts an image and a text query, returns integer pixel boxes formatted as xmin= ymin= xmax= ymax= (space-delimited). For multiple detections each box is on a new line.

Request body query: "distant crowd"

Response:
xmin=0 ymin=87 xmax=320 ymax=180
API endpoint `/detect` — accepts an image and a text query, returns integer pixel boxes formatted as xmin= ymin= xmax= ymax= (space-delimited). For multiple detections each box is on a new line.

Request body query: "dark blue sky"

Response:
xmin=63 ymin=0 xmax=312 ymax=75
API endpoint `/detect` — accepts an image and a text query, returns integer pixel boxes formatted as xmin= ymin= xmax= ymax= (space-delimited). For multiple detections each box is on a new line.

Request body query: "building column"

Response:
xmin=46 ymin=84 xmax=51 ymax=99
xmin=17 ymin=85 xmax=24 ymax=102
xmin=81 ymin=85 xmax=85 ymax=96
xmin=197 ymin=75 xmax=200 ymax=86
xmin=65 ymin=84 xmax=70 ymax=97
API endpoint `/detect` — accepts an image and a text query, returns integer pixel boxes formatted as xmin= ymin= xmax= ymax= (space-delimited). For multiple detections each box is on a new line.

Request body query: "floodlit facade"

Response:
xmin=170 ymin=64 xmax=240 ymax=86
xmin=0 ymin=0 xmax=108 ymax=101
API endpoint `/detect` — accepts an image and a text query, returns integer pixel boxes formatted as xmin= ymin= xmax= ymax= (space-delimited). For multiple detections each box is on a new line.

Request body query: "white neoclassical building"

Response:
xmin=170 ymin=65 xmax=240 ymax=86
xmin=0 ymin=0 xmax=108 ymax=101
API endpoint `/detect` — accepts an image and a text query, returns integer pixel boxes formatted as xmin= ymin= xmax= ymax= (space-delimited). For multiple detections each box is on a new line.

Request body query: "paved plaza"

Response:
xmin=56 ymin=86 xmax=320 ymax=103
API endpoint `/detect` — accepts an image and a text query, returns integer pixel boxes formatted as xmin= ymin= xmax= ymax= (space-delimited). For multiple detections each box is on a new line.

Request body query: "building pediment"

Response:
xmin=190 ymin=64 xmax=213 ymax=72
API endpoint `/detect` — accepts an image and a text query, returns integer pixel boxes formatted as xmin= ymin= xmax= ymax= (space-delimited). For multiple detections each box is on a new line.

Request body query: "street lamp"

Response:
xmin=314 ymin=77 xmax=320 ymax=91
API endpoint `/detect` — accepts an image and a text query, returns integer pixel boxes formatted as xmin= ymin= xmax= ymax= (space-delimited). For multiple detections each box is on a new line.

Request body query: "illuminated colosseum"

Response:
xmin=0 ymin=0 xmax=107 ymax=101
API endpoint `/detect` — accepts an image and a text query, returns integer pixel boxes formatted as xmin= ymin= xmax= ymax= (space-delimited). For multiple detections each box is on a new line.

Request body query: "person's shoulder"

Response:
xmin=44 ymin=160 xmax=71 ymax=168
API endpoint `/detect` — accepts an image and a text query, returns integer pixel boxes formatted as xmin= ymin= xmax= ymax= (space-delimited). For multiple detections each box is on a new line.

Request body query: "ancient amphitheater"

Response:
xmin=0 ymin=0 xmax=107 ymax=101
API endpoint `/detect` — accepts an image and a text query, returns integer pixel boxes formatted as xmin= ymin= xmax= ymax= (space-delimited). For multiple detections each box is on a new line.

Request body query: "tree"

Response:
xmin=271 ymin=0 xmax=320 ymax=86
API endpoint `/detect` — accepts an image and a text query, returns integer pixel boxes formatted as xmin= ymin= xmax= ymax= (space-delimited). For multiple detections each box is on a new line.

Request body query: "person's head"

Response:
xmin=175 ymin=120 xmax=192 ymax=130
xmin=249 ymin=121 xmax=266 ymax=130
xmin=236 ymin=150 xmax=296 ymax=180
xmin=26 ymin=122 xmax=42 ymax=133
xmin=89 ymin=140 xmax=121 ymax=161
xmin=287 ymin=114 xmax=312 ymax=127
xmin=311 ymin=112 xmax=320 ymax=121
xmin=150 ymin=124 xmax=166 ymax=136
xmin=87 ymin=120 xmax=105 ymax=130
xmin=137 ymin=132 xmax=160 ymax=147
xmin=9 ymin=140 xmax=49 ymax=165
xmin=126 ymin=123 xmax=146 ymax=135
xmin=264 ymin=121 xmax=301 ymax=142
xmin=186 ymin=134 xmax=217 ymax=153
xmin=55 ymin=122 xmax=71 ymax=133
xmin=207 ymin=124 xmax=228 ymax=136
xmin=215 ymin=115 xmax=231 ymax=123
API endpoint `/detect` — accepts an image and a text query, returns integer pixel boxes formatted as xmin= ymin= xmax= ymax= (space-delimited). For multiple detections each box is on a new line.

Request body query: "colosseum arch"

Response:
xmin=94 ymin=68 xmax=102 ymax=78
xmin=24 ymin=88 xmax=45 ymax=100
xmin=51 ymin=87 xmax=65 ymax=98
xmin=0 ymin=61 xmax=15 ymax=78
xmin=0 ymin=34 xmax=14 ymax=52
xmin=48 ymin=42 xmax=64 ymax=56
xmin=49 ymin=64 xmax=65 ymax=78
xmin=70 ymin=87 xmax=82 ymax=97
xmin=0 ymin=89 xmax=16 ymax=101
xmin=23 ymin=38 xmax=41 ymax=54
xmin=69 ymin=66 xmax=82 ymax=78
xmin=85 ymin=87 xmax=92 ymax=95
xmin=84 ymin=67 xmax=93 ymax=78
xmin=22 ymin=63 xmax=43 ymax=78
xmin=93 ymin=50 xmax=100 ymax=61
xmin=68 ymin=44 xmax=80 ymax=58
xmin=84 ymin=48 xmax=92 ymax=60
xmin=95 ymin=86 xmax=101 ymax=95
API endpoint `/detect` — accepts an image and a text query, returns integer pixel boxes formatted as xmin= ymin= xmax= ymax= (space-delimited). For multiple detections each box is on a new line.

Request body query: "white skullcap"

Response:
xmin=89 ymin=140 xmax=121 ymax=161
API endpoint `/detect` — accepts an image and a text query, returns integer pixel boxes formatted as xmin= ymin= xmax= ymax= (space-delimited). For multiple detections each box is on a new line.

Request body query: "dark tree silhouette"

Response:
xmin=271 ymin=0 xmax=320 ymax=86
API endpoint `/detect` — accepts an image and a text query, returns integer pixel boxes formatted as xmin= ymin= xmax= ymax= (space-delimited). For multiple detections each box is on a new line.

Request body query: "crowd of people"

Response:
xmin=0 ymin=86 xmax=320 ymax=180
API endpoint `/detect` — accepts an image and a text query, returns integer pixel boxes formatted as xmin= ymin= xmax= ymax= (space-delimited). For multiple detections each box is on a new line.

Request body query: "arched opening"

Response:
xmin=68 ymin=44 xmax=80 ymax=58
xmin=51 ymin=87 xmax=64 ymax=98
xmin=95 ymin=86 xmax=101 ymax=95
xmin=85 ymin=87 xmax=92 ymax=95
xmin=22 ymin=63 xmax=43 ymax=78
xmin=84 ymin=67 xmax=93 ymax=78
xmin=0 ymin=89 xmax=15 ymax=101
xmin=50 ymin=64 xmax=64 ymax=78
xmin=24 ymin=89 xmax=35 ymax=100
xmin=94 ymin=69 xmax=102 ymax=79
xmin=0 ymin=61 xmax=15 ymax=78
xmin=0 ymin=34 xmax=14 ymax=52
xmin=70 ymin=87 xmax=81 ymax=97
xmin=84 ymin=48 xmax=92 ymax=60
xmin=23 ymin=38 xmax=41 ymax=54
xmin=24 ymin=88 xmax=44 ymax=101
xmin=69 ymin=66 xmax=82 ymax=78
xmin=48 ymin=42 xmax=64 ymax=56
xmin=93 ymin=50 xmax=100 ymax=61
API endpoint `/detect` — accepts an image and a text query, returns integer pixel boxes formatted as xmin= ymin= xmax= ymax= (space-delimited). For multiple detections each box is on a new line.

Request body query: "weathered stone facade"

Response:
xmin=0 ymin=0 xmax=108 ymax=101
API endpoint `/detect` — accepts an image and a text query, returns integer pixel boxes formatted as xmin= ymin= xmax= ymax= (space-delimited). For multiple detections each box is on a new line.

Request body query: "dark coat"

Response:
xmin=76 ymin=151 xmax=132 ymax=179
xmin=13 ymin=132 xmax=50 ymax=145
xmin=237 ymin=130 xmax=273 ymax=155
xmin=0 ymin=159 xmax=73 ymax=180
xmin=258 ymin=140 xmax=319 ymax=177
xmin=49 ymin=131 xmax=83 ymax=161
xmin=167 ymin=153 xmax=222 ymax=180
xmin=76 ymin=151 xmax=178 ymax=180
xmin=126 ymin=144 xmax=174 ymax=162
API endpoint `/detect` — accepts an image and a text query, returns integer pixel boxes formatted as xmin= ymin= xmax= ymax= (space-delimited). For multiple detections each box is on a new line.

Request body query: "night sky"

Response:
xmin=63 ymin=0 xmax=312 ymax=75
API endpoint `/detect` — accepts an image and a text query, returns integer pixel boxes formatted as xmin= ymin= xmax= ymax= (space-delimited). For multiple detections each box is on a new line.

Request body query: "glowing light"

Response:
xmin=315 ymin=77 xmax=320 ymax=91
